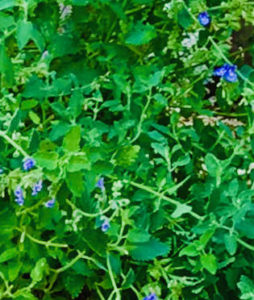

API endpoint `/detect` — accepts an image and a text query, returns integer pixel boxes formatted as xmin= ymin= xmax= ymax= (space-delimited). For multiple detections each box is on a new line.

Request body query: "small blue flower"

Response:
xmin=224 ymin=67 xmax=238 ymax=82
xmin=32 ymin=180 xmax=43 ymax=196
xmin=198 ymin=12 xmax=211 ymax=27
xmin=0 ymin=168 xmax=3 ymax=174
xmin=101 ymin=219 xmax=110 ymax=232
xmin=45 ymin=199 xmax=55 ymax=208
xmin=214 ymin=64 xmax=238 ymax=82
xmin=14 ymin=186 xmax=24 ymax=206
xmin=143 ymin=293 xmax=157 ymax=300
xmin=23 ymin=158 xmax=35 ymax=171
xmin=96 ymin=178 xmax=105 ymax=190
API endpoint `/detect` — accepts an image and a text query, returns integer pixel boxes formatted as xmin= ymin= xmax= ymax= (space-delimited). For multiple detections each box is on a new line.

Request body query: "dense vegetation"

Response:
xmin=1 ymin=0 xmax=254 ymax=299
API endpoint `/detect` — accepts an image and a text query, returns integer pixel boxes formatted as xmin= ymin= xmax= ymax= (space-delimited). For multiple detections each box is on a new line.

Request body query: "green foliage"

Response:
xmin=1 ymin=0 xmax=254 ymax=299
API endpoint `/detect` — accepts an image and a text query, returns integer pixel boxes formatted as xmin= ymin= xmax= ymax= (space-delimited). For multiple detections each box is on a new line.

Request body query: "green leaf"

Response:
xmin=115 ymin=145 xmax=140 ymax=167
xmin=127 ymin=229 xmax=150 ymax=243
xmin=29 ymin=110 xmax=41 ymax=125
xmin=63 ymin=126 xmax=81 ymax=152
xmin=177 ymin=7 xmax=193 ymax=29
xmin=31 ymin=258 xmax=48 ymax=282
xmin=8 ymin=261 xmax=21 ymax=281
xmin=128 ymin=237 xmax=170 ymax=261
xmin=67 ymin=154 xmax=91 ymax=172
xmin=21 ymin=99 xmax=38 ymax=110
xmin=200 ymin=253 xmax=217 ymax=275
xmin=34 ymin=151 xmax=59 ymax=170
xmin=179 ymin=243 xmax=199 ymax=257
xmin=205 ymin=153 xmax=222 ymax=178
xmin=237 ymin=275 xmax=254 ymax=300
xmin=122 ymin=269 xmax=135 ymax=290
xmin=66 ymin=171 xmax=85 ymax=197
xmin=16 ymin=20 xmax=34 ymax=49
xmin=0 ymin=44 xmax=14 ymax=87
xmin=0 ymin=0 xmax=15 ymax=11
xmin=83 ymin=229 xmax=108 ymax=257
xmin=125 ymin=21 xmax=157 ymax=45
xmin=224 ymin=234 xmax=237 ymax=255
xmin=64 ymin=274 xmax=85 ymax=299
xmin=0 ymin=248 xmax=18 ymax=263
xmin=171 ymin=203 xmax=192 ymax=218
xmin=68 ymin=90 xmax=84 ymax=118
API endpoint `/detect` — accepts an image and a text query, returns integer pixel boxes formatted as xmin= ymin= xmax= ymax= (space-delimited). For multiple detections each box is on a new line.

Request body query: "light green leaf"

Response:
xmin=0 ymin=248 xmax=17 ymax=263
xmin=31 ymin=258 xmax=48 ymax=282
xmin=0 ymin=0 xmax=15 ymax=11
xmin=63 ymin=126 xmax=81 ymax=152
xmin=67 ymin=154 xmax=91 ymax=172
xmin=171 ymin=203 xmax=192 ymax=218
xmin=125 ymin=21 xmax=157 ymax=45
xmin=224 ymin=234 xmax=237 ymax=255
xmin=200 ymin=253 xmax=217 ymax=275
xmin=237 ymin=275 xmax=254 ymax=300
xmin=34 ymin=151 xmax=59 ymax=170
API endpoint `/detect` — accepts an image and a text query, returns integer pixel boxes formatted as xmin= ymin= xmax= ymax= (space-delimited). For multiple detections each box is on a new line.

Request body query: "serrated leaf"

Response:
xmin=128 ymin=237 xmax=170 ymax=261
xmin=125 ymin=21 xmax=157 ymax=45
xmin=65 ymin=274 xmax=85 ymax=299
xmin=115 ymin=145 xmax=140 ymax=167
xmin=127 ymin=229 xmax=150 ymax=243
xmin=237 ymin=275 xmax=254 ymax=300
xmin=200 ymin=253 xmax=217 ymax=275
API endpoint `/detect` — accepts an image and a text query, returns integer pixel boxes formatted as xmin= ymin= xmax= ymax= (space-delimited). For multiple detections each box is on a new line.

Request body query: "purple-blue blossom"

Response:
xmin=198 ymin=12 xmax=211 ymax=27
xmin=96 ymin=178 xmax=105 ymax=190
xmin=23 ymin=158 xmax=35 ymax=171
xmin=32 ymin=180 xmax=43 ymax=196
xmin=45 ymin=199 xmax=55 ymax=208
xmin=143 ymin=293 xmax=157 ymax=300
xmin=214 ymin=64 xmax=238 ymax=82
xmin=101 ymin=219 xmax=110 ymax=232
xmin=15 ymin=186 xmax=24 ymax=206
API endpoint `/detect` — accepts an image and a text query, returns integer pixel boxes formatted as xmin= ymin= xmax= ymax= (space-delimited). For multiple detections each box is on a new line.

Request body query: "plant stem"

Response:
xmin=0 ymin=131 xmax=29 ymax=157
xmin=107 ymin=252 xmax=121 ymax=300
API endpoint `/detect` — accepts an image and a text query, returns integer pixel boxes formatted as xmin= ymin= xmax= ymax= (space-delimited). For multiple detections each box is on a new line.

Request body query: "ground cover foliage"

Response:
xmin=1 ymin=0 xmax=254 ymax=299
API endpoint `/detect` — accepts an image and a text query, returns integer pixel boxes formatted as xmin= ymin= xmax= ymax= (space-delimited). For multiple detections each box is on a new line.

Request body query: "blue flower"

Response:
xmin=143 ymin=293 xmax=157 ymax=300
xmin=214 ymin=64 xmax=238 ymax=82
xmin=14 ymin=186 xmax=24 ymax=206
xmin=23 ymin=158 xmax=35 ymax=171
xmin=101 ymin=219 xmax=110 ymax=232
xmin=32 ymin=180 xmax=43 ymax=196
xmin=45 ymin=199 xmax=55 ymax=208
xmin=0 ymin=168 xmax=3 ymax=174
xmin=96 ymin=178 xmax=105 ymax=190
xmin=198 ymin=12 xmax=211 ymax=27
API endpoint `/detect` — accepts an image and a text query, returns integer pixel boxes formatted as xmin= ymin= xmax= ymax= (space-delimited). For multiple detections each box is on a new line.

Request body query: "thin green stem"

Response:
xmin=0 ymin=131 xmax=29 ymax=157
xmin=66 ymin=199 xmax=111 ymax=218
xmin=107 ymin=252 xmax=121 ymax=300
xmin=24 ymin=231 xmax=68 ymax=248
xmin=55 ymin=251 xmax=86 ymax=274
xmin=131 ymin=90 xmax=152 ymax=143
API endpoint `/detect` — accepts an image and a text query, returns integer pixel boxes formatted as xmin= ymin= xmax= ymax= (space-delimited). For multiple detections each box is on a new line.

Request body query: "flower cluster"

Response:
xmin=23 ymin=158 xmax=35 ymax=171
xmin=32 ymin=180 xmax=43 ymax=196
xmin=214 ymin=64 xmax=238 ymax=82
xmin=14 ymin=186 xmax=24 ymax=206
xmin=143 ymin=293 xmax=157 ymax=300
xmin=198 ymin=12 xmax=211 ymax=27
